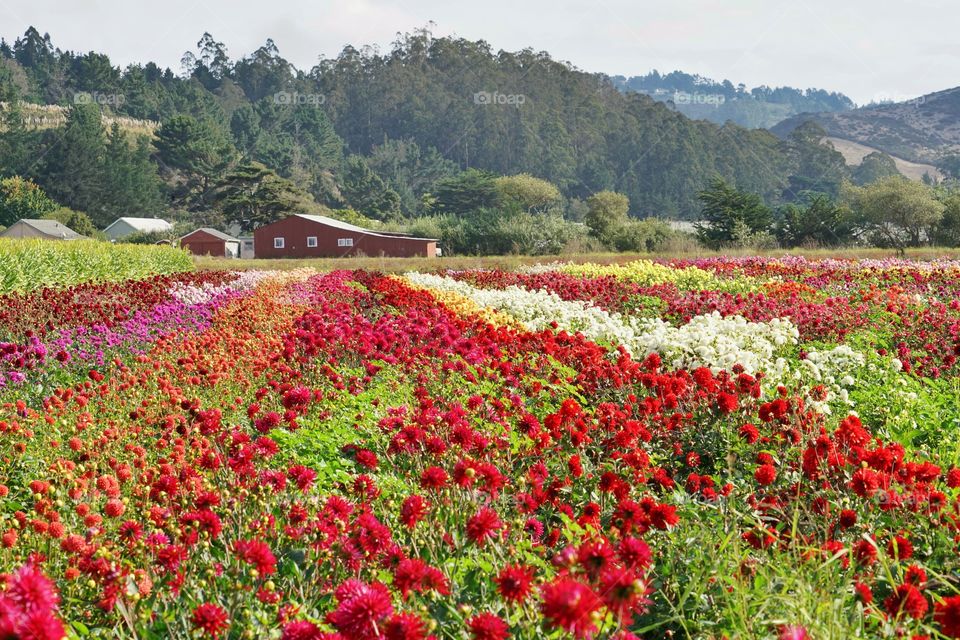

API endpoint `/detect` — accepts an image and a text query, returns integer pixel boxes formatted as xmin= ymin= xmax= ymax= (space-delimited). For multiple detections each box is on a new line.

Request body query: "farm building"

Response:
xmin=239 ymin=237 xmax=255 ymax=259
xmin=103 ymin=217 xmax=172 ymax=241
xmin=180 ymin=228 xmax=241 ymax=258
xmin=0 ymin=219 xmax=84 ymax=240
xmin=253 ymin=214 xmax=439 ymax=259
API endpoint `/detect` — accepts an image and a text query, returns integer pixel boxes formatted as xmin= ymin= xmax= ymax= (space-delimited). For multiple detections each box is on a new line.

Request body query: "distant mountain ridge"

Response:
xmin=771 ymin=86 xmax=960 ymax=163
xmin=612 ymin=70 xmax=855 ymax=129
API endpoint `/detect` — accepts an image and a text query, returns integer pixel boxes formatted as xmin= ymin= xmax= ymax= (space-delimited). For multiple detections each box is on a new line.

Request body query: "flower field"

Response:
xmin=6 ymin=258 xmax=960 ymax=639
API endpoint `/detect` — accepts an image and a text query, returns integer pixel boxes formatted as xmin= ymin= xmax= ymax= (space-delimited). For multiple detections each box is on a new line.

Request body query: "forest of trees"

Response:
xmin=0 ymin=26 xmax=947 ymax=255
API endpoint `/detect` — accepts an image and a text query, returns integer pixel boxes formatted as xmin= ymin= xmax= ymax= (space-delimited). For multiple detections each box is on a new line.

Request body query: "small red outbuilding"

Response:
xmin=253 ymin=214 xmax=438 ymax=259
xmin=180 ymin=228 xmax=241 ymax=258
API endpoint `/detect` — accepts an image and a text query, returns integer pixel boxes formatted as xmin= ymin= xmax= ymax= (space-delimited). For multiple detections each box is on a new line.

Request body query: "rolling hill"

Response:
xmin=825 ymin=137 xmax=941 ymax=181
xmin=772 ymin=87 xmax=960 ymax=164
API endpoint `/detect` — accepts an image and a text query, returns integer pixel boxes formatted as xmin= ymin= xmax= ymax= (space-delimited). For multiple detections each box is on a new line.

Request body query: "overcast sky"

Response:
xmin=1 ymin=0 xmax=956 ymax=105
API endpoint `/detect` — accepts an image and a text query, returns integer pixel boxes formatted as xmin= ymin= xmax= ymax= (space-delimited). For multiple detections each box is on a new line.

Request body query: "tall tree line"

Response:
xmin=0 ymin=26 xmax=871 ymax=225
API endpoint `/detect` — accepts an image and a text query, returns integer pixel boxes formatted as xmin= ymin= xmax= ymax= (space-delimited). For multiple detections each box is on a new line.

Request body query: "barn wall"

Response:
xmin=253 ymin=217 xmax=436 ymax=259
xmin=181 ymin=230 xmax=227 ymax=257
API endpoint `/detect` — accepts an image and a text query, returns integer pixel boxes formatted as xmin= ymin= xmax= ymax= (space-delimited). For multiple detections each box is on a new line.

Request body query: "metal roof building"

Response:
xmin=180 ymin=228 xmax=241 ymax=258
xmin=0 ymin=219 xmax=85 ymax=240
xmin=103 ymin=217 xmax=172 ymax=241
xmin=253 ymin=214 xmax=438 ymax=259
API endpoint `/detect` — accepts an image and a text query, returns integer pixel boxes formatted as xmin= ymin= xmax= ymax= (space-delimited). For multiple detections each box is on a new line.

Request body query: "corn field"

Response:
xmin=0 ymin=239 xmax=193 ymax=293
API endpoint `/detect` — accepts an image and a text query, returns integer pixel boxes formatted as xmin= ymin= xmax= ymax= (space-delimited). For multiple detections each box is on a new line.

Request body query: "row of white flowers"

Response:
xmin=404 ymin=271 xmax=896 ymax=412
xmin=405 ymin=272 xmax=798 ymax=374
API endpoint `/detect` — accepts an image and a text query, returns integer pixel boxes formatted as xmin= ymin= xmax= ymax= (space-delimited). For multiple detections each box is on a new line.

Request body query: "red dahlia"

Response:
xmin=327 ymin=580 xmax=394 ymax=640
xmin=754 ymin=464 xmax=777 ymax=486
xmin=383 ymin=612 xmax=429 ymax=640
xmin=540 ymin=578 xmax=603 ymax=639
xmin=495 ymin=564 xmax=536 ymax=603
xmin=468 ymin=612 xmax=510 ymax=640
xmin=233 ymin=539 xmax=277 ymax=576
xmin=466 ymin=507 xmax=503 ymax=547
xmin=884 ymin=583 xmax=929 ymax=620
xmin=936 ymin=595 xmax=960 ymax=638
xmin=399 ymin=495 xmax=429 ymax=529
xmin=191 ymin=603 xmax=229 ymax=639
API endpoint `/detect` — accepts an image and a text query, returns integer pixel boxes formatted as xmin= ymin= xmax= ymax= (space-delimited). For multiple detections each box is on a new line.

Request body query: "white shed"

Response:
xmin=103 ymin=217 xmax=172 ymax=241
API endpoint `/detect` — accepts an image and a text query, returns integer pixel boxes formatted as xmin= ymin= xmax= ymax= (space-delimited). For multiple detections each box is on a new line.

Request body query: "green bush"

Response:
xmin=608 ymin=218 xmax=674 ymax=252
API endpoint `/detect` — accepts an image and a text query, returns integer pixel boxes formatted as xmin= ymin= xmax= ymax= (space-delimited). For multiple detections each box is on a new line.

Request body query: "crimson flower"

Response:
xmin=399 ymin=495 xmax=429 ymax=529
xmin=191 ymin=603 xmax=230 ymax=639
xmin=540 ymin=578 xmax=603 ymax=639
xmin=327 ymin=580 xmax=393 ymax=640
xmin=466 ymin=507 xmax=503 ymax=547
xmin=884 ymin=583 xmax=928 ymax=619
xmin=495 ymin=564 xmax=536 ymax=603
xmin=936 ymin=595 xmax=960 ymax=638
xmin=468 ymin=612 xmax=510 ymax=640
xmin=383 ymin=612 xmax=429 ymax=640
xmin=233 ymin=539 xmax=277 ymax=576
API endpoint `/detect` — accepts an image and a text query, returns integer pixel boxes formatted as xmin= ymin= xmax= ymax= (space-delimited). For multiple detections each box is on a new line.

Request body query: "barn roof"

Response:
xmin=104 ymin=217 xmax=172 ymax=234
xmin=182 ymin=227 xmax=238 ymax=242
xmin=6 ymin=219 xmax=85 ymax=240
xmin=292 ymin=214 xmax=438 ymax=241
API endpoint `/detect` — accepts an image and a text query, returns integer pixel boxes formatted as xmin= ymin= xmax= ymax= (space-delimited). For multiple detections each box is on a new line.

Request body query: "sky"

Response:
xmin=0 ymin=0 xmax=956 ymax=105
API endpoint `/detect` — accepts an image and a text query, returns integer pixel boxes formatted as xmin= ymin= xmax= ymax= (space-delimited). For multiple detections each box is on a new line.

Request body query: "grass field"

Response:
xmin=193 ymin=246 xmax=960 ymax=272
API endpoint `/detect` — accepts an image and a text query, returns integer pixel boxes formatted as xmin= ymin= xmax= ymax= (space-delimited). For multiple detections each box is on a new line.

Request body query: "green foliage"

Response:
xmin=615 ymin=70 xmax=855 ymax=129
xmin=399 ymin=210 xmax=587 ymax=255
xmin=326 ymin=208 xmax=381 ymax=229
xmin=933 ymin=195 xmax=960 ymax=247
xmin=213 ymin=161 xmax=316 ymax=232
xmin=936 ymin=154 xmax=960 ymax=180
xmin=493 ymin=174 xmax=563 ymax=214
xmin=0 ymin=175 xmax=58 ymax=227
xmin=695 ymin=176 xmax=774 ymax=249
xmin=843 ymin=176 xmax=945 ymax=251
xmin=0 ymin=101 xmax=39 ymax=177
xmin=0 ymin=238 xmax=192 ymax=293
xmin=155 ymin=114 xmax=236 ymax=208
xmin=584 ymin=190 xmax=629 ymax=242
xmin=425 ymin=169 xmax=502 ymax=215
xmin=782 ymin=122 xmax=849 ymax=200
xmin=607 ymin=217 xmax=674 ymax=252
xmin=339 ymin=155 xmax=402 ymax=221
xmin=38 ymin=103 xmax=105 ymax=217
xmin=97 ymin=124 xmax=165 ymax=225
xmin=365 ymin=139 xmax=458 ymax=216
xmin=776 ymin=193 xmax=855 ymax=248
xmin=231 ymin=100 xmax=342 ymax=203
xmin=42 ymin=207 xmax=96 ymax=237
xmin=851 ymin=151 xmax=902 ymax=186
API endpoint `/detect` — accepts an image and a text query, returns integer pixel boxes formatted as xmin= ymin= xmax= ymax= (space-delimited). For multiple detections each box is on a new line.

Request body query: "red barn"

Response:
xmin=180 ymin=228 xmax=241 ymax=258
xmin=253 ymin=214 xmax=438 ymax=259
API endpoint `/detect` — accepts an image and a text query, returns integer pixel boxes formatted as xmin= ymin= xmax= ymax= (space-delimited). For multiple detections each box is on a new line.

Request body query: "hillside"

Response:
xmin=0 ymin=101 xmax=157 ymax=134
xmin=0 ymin=27 xmax=831 ymax=220
xmin=825 ymin=136 xmax=941 ymax=181
xmin=772 ymin=86 xmax=960 ymax=163
xmin=0 ymin=26 xmax=942 ymax=226
xmin=612 ymin=71 xmax=854 ymax=129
